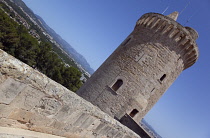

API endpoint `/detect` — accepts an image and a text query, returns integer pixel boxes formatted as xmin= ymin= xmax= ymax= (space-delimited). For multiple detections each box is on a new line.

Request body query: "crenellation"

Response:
xmin=137 ymin=13 xmax=198 ymax=70
xmin=151 ymin=18 xmax=161 ymax=29
xmin=144 ymin=16 xmax=151 ymax=25
xmin=161 ymin=23 xmax=171 ymax=34
xmin=146 ymin=16 xmax=156 ymax=27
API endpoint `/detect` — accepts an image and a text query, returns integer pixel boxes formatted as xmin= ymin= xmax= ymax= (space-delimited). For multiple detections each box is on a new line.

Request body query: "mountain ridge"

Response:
xmin=141 ymin=119 xmax=162 ymax=138
xmin=11 ymin=0 xmax=94 ymax=74
xmin=35 ymin=14 xmax=94 ymax=74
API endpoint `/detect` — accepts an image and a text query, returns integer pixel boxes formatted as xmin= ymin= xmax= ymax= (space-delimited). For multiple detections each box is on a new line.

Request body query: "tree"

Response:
xmin=62 ymin=67 xmax=82 ymax=92
xmin=0 ymin=8 xmax=83 ymax=92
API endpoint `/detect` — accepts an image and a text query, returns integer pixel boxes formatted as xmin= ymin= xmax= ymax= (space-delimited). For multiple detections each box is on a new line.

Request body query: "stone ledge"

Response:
xmin=0 ymin=49 xmax=140 ymax=138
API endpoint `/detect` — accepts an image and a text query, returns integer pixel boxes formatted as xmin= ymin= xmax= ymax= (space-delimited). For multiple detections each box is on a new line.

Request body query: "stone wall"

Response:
xmin=119 ymin=114 xmax=151 ymax=138
xmin=0 ymin=49 xmax=140 ymax=138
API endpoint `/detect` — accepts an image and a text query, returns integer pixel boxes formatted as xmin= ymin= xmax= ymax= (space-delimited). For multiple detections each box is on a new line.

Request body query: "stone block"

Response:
xmin=0 ymin=118 xmax=27 ymax=129
xmin=98 ymin=125 xmax=112 ymax=136
xmin=25 ymin=70 xmax=49 ymax=90
xmin=49 ymin=120 xmax=65 ymax=130
xmin=10 ymin=86 xmax=45 ymax=110
xmin=62 ymin=111 xmax=84 ymax=131
xmin=32 ymin=97 xmax=62 ymax=117
xmin=8 ymin=108 xmax=52 ymax=127
xmin=54 ymin=105 xmax=76 ymax=123
xmin=73 ymin=113 xmax=90 ymax=127
xmin=93 ymin=122 xmax=106 ymax=134
xmin=114 ymin=132 xmax=124 ymax=138
xmin=8 ymin=108 xmax=34 ymax=123
xmin=60 ymin=93 xmax=81 ymax=106
xmin=0 ymin=78 xmax=26 ymax=104
xmin=0 ymin=104 xmax=15 ymax=118
xmin=0 ymin=51 xmax=32 ymax=81
xmin=81 ymin=116 xmax=97 ymax=129
xmin=44 ymin=79 xmax=66 ymax=97
xmin=107 ymin=128 xmax=118 ymax=137
xmin=85 ymin=119 xmax=101 ymax=134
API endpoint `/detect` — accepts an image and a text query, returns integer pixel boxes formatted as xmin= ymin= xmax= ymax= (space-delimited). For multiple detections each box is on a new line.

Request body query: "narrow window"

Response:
xmin=160 ymin=74 xmax=166 ymax=81
xmin=112 ymin=79 xmax=123 ymax=91
xmin=129 ymin=109 xmax=139 ymax=118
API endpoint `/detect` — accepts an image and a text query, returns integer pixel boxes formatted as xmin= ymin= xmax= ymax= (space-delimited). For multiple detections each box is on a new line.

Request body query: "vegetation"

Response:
xmin=0 ymin=1 xmax=79 ymax=69
xmin=0 ymin=9 xmax=82 ymax=92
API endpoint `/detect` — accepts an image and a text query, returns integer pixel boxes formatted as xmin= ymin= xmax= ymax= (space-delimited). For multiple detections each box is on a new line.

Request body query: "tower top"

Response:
xmin=167 ymin=11 xmax=179 ymax=21
xmin=136 ymin=12 xmax=199 ymax=69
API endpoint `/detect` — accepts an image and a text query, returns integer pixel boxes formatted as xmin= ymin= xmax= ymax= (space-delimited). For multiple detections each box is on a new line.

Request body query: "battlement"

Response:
xmin=136 ymin=12 xmax=199 ymax=69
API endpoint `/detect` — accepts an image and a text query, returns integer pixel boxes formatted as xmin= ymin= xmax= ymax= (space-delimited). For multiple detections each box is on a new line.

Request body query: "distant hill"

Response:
xmin=35 ymin=15 xmax=94 ymax=74
xmin=11 ymin=0 xmax=94 ymax=74
xmin=10 ymin=0 xmax=42 ymax=27
xmin=141 ymin=119 xmax=162 ymax=138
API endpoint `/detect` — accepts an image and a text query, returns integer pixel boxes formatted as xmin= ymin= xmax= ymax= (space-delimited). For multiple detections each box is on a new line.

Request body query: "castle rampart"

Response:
xmin=0 ymin=49 xmax=140 ymax=138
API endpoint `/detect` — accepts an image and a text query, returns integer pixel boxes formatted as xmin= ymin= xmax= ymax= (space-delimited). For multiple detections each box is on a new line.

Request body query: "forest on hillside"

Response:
xmin=0 ymin=9 xmax=82 ymax=92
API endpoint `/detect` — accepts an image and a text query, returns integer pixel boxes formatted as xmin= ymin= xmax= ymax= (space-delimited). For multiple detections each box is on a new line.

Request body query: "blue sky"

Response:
xmin=22 ymin=0 xmax=210 ymax=138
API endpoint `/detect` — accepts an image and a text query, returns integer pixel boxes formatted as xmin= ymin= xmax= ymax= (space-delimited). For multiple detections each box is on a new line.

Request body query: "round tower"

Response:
xmin=77 ymin=12 xmax=199 ymax=123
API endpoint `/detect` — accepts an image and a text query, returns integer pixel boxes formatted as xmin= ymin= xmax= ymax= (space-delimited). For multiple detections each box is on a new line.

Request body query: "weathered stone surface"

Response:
xmin=0 ymin=78 xmax=26 ymax=104
xmin=25 ymin=70 xmax=49 ymax=90
xmin=107 ymin=128 xmax=118 ymax=137
xmin=32 ymin=97 xmax=62 ymax=117
xmin=8 ymin=108 xmax=52 ymax=127
xmin=81 ymin=116 xmax=96 ymax=129
xmin=114 ymin=132 xmax=124 ymax=138
xmin=10 ymin=86 xmax=45 ymax=110
xmin=0 ymin=118 xmax=25 ymax=128
xmin=0 ymin=104 xmax=16 ymax=118
xmin=44 ymin=79 xmax=66 ymax=97
xmin=0 ymin=74 xmax=8 ymax=84
xmin=0 ymin=50 xmax=32 ymax=81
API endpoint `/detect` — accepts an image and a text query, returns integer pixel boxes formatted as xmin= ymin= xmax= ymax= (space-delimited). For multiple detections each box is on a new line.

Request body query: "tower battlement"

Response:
xmin=136 ymin=12 xmax=199 ymax=69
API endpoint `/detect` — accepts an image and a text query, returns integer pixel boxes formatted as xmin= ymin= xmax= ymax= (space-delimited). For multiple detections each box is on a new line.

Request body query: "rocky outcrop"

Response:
xmin=0 ymin=49 xmax=139 ymax=138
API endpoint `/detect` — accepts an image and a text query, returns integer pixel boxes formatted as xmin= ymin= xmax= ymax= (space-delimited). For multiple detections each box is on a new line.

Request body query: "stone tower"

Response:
xmin=77 ymin=12 xmax=199 ymax=124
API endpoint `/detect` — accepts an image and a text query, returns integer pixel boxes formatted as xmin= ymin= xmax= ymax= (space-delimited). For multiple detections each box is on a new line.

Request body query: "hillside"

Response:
xmin=0 ymin=0 xmax=83 ymax=91
xmin=10 ymin=0 xmax=94 ymax=75
xmin=35 ymin=14 xmax=94 ymax=74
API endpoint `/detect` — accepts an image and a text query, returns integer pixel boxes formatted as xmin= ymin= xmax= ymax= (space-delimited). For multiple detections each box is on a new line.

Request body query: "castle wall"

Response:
xmin=0 ymin=49 xmax=140 ymax=138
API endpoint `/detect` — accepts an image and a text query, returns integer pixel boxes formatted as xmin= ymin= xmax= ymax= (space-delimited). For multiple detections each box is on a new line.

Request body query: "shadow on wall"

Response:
xmin=120 ymin=114 xmax=151 ymax=138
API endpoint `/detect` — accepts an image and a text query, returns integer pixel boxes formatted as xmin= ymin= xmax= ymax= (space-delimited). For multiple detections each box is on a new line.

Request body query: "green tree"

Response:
xmin=0 ymin=8 xmax=82 ymax=92
xmin=62 ymin=67 xmax=82 ymax=92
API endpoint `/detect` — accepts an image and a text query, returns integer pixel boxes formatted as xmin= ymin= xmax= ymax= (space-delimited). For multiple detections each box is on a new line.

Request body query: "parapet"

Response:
xmin=0 ymin=49 xmax=140 ymax=138
xmin=136 ymin=12 xmax=199 ymax=70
